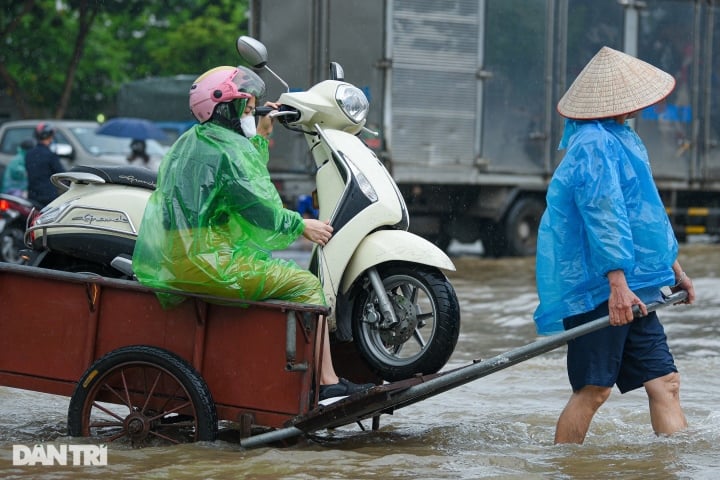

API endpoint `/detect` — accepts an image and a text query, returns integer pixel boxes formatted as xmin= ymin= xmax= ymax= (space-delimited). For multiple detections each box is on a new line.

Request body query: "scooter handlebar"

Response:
xmin=268 ymin=109 xmax=301 ymax=121
xmin=255 ymin=106 xmax=275 ymax=117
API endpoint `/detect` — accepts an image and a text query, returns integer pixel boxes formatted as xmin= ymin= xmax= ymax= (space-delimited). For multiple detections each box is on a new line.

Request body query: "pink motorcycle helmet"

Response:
xmin=189 ymin=66 xmax=266 ymax=123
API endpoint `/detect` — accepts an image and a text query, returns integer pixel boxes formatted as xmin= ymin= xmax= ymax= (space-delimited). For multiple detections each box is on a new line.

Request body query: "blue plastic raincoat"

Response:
xmin=533 ymin=119 xmax=678 ymax=335
xmin=132 ymin=122 xmax=324 ymax=308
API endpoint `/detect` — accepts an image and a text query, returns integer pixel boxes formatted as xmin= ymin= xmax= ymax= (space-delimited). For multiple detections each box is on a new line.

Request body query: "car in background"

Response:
xmin=0 ymin=120 xmax=167 ymax=177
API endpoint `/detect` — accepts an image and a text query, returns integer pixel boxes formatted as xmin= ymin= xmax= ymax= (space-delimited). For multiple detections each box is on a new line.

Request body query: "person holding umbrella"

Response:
xmin=96 ymin=117 xmax=166 ymax=167
xmin=127 ymin=139 xmax=149 ymax=165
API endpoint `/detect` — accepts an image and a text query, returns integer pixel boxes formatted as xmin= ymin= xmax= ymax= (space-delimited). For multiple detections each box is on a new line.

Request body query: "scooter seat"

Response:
xmin=69 ymin=165 xmax=157 ymax=190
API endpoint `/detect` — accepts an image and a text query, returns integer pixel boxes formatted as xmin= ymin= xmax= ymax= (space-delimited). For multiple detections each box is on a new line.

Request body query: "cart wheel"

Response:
xmin=67 ymin=345 xmax=217 ymax=446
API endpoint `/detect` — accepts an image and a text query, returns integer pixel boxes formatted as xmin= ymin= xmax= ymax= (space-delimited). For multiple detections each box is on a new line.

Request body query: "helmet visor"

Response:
xmin=233 ymin=67 xmax=266 ymax=99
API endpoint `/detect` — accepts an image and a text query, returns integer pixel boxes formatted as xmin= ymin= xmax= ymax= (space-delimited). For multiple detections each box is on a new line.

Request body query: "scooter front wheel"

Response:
xmin=351 ymin=263 xmax=460 ymax=381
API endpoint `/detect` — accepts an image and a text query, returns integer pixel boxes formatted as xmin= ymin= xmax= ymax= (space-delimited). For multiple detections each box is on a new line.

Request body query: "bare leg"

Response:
xmin=644 ymin=372 xmax=687 ymax=435
xmin=555 ymin=385 xmax=611 ymax=444
xmin=316 ymin=316 xmax=340 ymax=385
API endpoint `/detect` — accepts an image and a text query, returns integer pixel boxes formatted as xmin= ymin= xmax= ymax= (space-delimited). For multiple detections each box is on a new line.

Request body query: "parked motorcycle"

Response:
xmin=0 ymin=193 xmax=35 ymax=264
xmin=25 ymin=36 xmax=461 ymax=381
xmin=24 ymin=166 xmax=154 ymax=276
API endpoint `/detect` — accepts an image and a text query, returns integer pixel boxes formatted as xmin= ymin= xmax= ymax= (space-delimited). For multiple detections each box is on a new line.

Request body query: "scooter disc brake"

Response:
xmin=378 ymin=294 xmax=418 ymax=346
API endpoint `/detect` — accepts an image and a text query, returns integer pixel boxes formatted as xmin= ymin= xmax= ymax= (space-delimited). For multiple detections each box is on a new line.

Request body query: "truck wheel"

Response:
xmin=503 ymin=197 xmax=544 ymax=257
xmin=479 ymin=223 xmax=506 ymax=258
xmin=68 ymin=345 xmax=217 ymax=446
xmin=351 ymin=263 xmax=460 ymax=381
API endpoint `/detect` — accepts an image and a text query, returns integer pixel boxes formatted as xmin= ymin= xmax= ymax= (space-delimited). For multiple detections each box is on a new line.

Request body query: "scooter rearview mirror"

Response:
xmin=236 ymin=35 xmax=290 ymax=93
xmin=51 ymin=143 xmax=73 ymax=158
xmin=330 ymin=62 xmax=344 ymax=81
xmin=236 ymin=36 xmax=268 ymax=68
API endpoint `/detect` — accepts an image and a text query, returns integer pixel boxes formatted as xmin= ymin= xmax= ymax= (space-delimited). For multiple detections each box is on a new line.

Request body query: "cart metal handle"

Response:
xmin=240 ymin=290 xmax=688 ymax=448
xmin=383 ymin=290 xmax=690 ymax=404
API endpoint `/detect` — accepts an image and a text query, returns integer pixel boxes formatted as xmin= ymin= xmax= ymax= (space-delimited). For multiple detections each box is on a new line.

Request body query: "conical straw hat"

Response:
xmin=557 ymin=46 xmax=675 ymax=119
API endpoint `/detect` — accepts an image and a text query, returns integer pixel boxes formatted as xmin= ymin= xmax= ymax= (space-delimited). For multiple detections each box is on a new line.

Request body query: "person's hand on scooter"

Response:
xmin=302 ymin=218 xmax=333 ymax=246
xmin=256 ymin=101 xmax=280 ymax=138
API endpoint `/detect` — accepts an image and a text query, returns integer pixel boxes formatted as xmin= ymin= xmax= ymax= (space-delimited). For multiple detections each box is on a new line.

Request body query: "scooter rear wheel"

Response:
xmin=351 ymin=262 xmax=460 ymax=381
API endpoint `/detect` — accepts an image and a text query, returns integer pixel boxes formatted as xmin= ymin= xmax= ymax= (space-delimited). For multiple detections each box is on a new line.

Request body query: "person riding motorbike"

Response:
xmin=131 ymin=65 xmax=373 ymax=401
xmin=25 ymin=123 xmax=65 ymax=207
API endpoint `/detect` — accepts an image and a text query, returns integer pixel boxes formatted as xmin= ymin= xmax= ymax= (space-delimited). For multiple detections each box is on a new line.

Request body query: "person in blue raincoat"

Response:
xmin=534 ymin=46 xmax=696 ymax=444
xmin=132 ymin=65 xmax=373 ymax=401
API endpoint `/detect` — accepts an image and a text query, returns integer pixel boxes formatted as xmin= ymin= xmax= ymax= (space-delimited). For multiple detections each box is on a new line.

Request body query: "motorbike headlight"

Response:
xmin=335 ymin=84 xmax=369 ymax=124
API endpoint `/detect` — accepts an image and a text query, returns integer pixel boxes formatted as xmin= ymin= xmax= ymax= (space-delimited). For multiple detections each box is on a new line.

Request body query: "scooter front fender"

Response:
xmin=340 ymin=230 xmax=455 ymax=294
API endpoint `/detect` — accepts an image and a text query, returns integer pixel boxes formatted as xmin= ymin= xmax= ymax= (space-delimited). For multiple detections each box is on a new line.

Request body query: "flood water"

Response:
xmin=1 ymin=242 xmax=719 ymax=479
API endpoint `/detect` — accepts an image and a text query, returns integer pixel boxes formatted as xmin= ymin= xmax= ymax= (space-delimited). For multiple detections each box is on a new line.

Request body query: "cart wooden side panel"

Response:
xmin=0 ymin=263 xmax=329 ymax=430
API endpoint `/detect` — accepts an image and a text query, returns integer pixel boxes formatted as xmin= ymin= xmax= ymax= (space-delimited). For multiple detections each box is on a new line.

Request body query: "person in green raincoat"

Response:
xmin=132 ymin=65 xmax=373 ymax=401
xmin=1 ymin=139 xmax=33 ymax=198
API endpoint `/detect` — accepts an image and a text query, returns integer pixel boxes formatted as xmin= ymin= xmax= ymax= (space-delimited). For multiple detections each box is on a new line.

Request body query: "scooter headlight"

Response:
xmin=335 ymin=84 xmax=369 ymax=124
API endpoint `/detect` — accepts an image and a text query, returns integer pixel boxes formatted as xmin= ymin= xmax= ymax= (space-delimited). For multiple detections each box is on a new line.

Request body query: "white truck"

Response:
xmin=248 ymin=0 xmax=720 ymax=255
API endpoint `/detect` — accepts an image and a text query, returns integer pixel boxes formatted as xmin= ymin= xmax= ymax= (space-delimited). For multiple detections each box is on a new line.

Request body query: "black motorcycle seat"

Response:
xmin=70 ymin=165 xmax=157 ymax=190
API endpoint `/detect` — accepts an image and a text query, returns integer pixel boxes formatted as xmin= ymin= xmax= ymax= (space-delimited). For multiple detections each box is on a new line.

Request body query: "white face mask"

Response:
xmin=240 ymin=115 xmax=256 ymax=138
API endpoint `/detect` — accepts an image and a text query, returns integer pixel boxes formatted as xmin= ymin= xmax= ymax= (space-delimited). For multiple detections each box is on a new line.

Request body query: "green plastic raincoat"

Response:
xmin=1 ymin=147 xmax=28 ymax=196
xmin=132 ymin=122 xmax=324 ymax=307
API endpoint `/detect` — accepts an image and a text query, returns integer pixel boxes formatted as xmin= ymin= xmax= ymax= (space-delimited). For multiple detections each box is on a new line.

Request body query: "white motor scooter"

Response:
xmin=237 ymin=36 xmax=460 ymax=381
xmin=25 ymin=166 xmax=155 ymax=276
xmin=25 ymin=36 xmax=461 ymax=381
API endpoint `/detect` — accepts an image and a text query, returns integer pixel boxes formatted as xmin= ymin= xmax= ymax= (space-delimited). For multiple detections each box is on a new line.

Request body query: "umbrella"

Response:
xmin=96 ymin=117 xmax=168 ymax=141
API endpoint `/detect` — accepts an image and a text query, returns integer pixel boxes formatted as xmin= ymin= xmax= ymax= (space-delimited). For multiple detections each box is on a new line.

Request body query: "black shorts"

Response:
xmin=563 ymin=302 xmax=678 ymax=393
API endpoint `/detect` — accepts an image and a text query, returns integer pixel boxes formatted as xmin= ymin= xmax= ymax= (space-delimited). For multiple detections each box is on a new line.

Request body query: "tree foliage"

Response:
xmin=0 ymin=0 xmax=250 ymax=120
